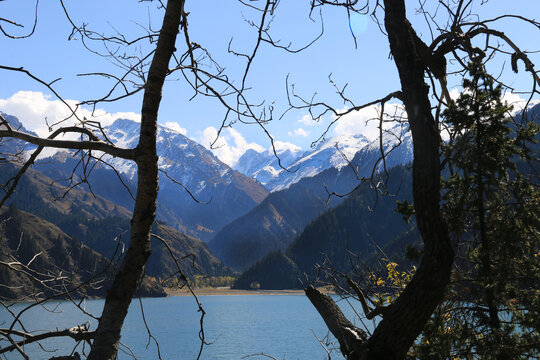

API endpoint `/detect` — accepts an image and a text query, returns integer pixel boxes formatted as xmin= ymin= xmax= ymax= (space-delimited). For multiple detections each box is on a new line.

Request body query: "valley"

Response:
xmin=0 ymin=109 xmax=419 ymax=300
xmin=1 ymin=102 xmax=537 ymax=298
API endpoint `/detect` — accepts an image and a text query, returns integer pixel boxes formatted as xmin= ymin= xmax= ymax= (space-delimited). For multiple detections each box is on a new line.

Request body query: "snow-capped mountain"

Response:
xmin=0 ymin=112 xmax=38 ymax=155
xmin=234 ymin=133 xmax=372 ymax=191
xmin=105 ymin=119 xmax=239 ymax=192
xmin=211 ymin=125 xmax=414 ymax=270
xmin=29 ymin=118 xmax=268 ymax=241
xmin=351 ymin=124 xmax=413 ymax=177
xmin=105 ymin=119 xmax=269 ymax=240
xmin=234 ymin=146 xmax=302 ymax=188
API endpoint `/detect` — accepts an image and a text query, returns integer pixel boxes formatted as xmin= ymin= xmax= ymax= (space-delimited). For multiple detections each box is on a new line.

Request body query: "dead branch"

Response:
xmin=305 ymin=286 xmax=367 ymax=357
xmin=0 ymin=0 xmax=39 ymax=39
xmin=0 ymin=126 xmax=135 ymax=160
xmin=0 ymin=324 xmax=94 ymax=355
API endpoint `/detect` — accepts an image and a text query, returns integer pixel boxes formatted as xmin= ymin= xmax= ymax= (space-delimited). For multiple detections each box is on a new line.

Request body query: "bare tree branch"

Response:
xmin=0 ymin=115 xmax=136 ymax=159
xmin=0 ymin=324 xmax=94 ymax=355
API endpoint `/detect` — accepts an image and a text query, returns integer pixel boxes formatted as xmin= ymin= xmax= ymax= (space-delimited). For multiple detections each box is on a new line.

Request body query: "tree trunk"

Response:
xmin=86 ymin=1 xmax=184 ymax=359
xmin=363 ymin=1 xmax=454 ymax=358
xmin=306 ymin=1 xmax=455 ymax=358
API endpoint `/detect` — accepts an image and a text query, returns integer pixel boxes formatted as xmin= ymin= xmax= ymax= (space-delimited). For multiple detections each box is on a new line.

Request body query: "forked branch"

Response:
xmin=0 ymin=324 xmax=94 ymax=355
xmin=305 ymin=286 xmax=367 ymax=357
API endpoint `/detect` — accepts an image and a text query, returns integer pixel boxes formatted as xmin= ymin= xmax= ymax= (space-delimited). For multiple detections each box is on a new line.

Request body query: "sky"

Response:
xmin=1 ymin=0 xmax=539 ymax=166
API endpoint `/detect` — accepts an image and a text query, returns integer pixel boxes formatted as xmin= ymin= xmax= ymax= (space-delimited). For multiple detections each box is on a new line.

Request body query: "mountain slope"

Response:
xmin=209 ymin=185 xmax=329 ymax=271
xmin=233 ymin=165 xmax=420 ymax=289
xmin=209 ymin=132 xmax=413 ymax=271
xmin=148 ymin=223 xmax=231 ymax=279
xmin=33 ymin=118 xmax=269 ymax=241
xmin=0 ymin=162 xmax=231 ymax=282
xmin=0 ymin=162 xmax=131 ymax=221
xmin=287 ymin=165 xmax=416 ymax=274
xmin=234 ymin=134 xmax=371 ymax=191
xmin=0 ymin=206 xmax=165 ymax=300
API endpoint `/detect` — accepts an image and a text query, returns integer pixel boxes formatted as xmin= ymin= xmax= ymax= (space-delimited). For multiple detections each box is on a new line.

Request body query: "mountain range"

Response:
xmin=234 ymin=133 xmax=372 ymax=191
xmin=1 ymin=101 xmax=538 ymax=299
xmin=233 ymin=165 xmax=420 ymax=290
xmin=0 ymin=109 xmax=418 ymax=299
xmin=232 ymin=103 xmax=540 ymax=289
xmin=210 ymin=125 xmax=413 ymax=270
xmin=33 ymin=118 xmax=268 ymax=242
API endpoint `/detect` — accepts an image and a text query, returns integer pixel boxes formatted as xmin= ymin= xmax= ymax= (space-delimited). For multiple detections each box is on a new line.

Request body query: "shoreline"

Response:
xmin=164 ymin=287 xmax=307 ymax=297
xmin=165 ymin=286 xmax=335 ymax=297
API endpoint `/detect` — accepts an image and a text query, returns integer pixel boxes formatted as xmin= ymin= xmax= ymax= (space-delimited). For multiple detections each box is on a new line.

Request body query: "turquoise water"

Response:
xmin=0 ymin=295 xmax=376 ymax=359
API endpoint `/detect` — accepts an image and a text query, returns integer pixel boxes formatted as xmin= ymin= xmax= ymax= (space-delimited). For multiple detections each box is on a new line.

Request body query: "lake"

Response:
xmin=0 ymin=294 xmax=377 ymax=359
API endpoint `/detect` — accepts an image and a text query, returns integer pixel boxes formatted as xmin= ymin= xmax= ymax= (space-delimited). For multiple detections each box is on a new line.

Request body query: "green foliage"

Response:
xmin=164 ymin=275 xmax=235 ymax=288
xmin=396 ymin=200 xmax=415 ymax=224
xmin=187 ymin=275 xmax=236 ymax=288
xmin=405 ymin=244 xmax=422 ymax=263
xmin=412 ymin=62 xmax=540 ymax=359
xmin=233 ymin=251 xmax=302 ymax=290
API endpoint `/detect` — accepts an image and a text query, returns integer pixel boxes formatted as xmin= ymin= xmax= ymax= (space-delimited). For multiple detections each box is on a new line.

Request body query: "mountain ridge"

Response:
xmin=234 ymin=133 xmax=372 ymax=191
xmin=233 ymin=164 xmax=420 ymax=289
xmin=209 ymin=127 xmax=414 ymax=271
xmin=28 ymin=117 xmax=269 ymax=241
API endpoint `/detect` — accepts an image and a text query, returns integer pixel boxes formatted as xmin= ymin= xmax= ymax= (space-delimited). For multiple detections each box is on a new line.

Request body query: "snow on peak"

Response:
xmin=231 ymin=123 xmax=417 ymax=193
xmin=234 ymin=133 xmax=375 ymax=191
xmin=94 ymin=118 xmax=236 ymax=194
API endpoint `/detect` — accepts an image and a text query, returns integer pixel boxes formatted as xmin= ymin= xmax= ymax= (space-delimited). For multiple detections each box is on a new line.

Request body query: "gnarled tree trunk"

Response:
xmin=86 ymin=1 xmax=184 ymax=359
xmin=306 ymin=0 xmax=455 ymax=358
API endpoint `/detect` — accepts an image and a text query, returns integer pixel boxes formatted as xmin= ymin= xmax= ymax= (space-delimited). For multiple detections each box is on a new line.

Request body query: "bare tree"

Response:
xmin=288 ymin=0 xmax=539 ymax=359
xmin=0 ymin=0 xmax=275 ymax=359
xmin=0 ymin=0 xmax=180 ymax=356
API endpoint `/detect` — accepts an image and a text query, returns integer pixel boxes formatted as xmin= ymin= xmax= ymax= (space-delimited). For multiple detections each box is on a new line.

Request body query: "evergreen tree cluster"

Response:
xmin=413 ymin=62 xmax=540 ymax=359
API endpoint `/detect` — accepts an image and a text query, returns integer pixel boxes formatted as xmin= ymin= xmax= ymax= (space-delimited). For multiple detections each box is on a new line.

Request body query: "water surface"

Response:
xmin=1 ymin=294 xmax=375 ymax=359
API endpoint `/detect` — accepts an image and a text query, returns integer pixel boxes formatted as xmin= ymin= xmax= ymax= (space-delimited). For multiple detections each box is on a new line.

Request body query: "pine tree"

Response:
xmin=413 ymin=62 xmax=540 ymax=359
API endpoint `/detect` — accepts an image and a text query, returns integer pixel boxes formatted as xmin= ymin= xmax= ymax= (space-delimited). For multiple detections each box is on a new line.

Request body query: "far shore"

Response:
xmin=165 ymin=286 xmax=335 ymax=297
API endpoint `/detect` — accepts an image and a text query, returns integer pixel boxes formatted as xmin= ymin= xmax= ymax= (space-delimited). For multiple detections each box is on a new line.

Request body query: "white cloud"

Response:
xmin=333 ymin=104 xmax=405 ymax=141
xmin=298 ymin=114 xmax=319 ymax=127
xmin=0 ymin=91 xmax=141 ymax=138
xmin=448 ymin=88 xmax=461 ymax=101
xmin=164 ymin=121 xmax=187 ymax=135
xmin=201 ymin=126 xmax=264 ymax=167
xmin=273 ymin=140 xmax=301 ymax=154
xmin=501 ymin=91 xmax=540 ymax=111
xmin=331 ymin=91 xmax=539 ymax=141
xmin=288 ymin=127 xmax=309 ymax=137
xmin=449 ymin=88 xmax=540 ymax=112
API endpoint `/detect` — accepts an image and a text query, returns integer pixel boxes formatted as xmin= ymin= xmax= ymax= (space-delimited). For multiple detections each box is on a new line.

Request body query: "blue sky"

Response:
xmin=1 ymin=0 xmax=539 ymax=165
